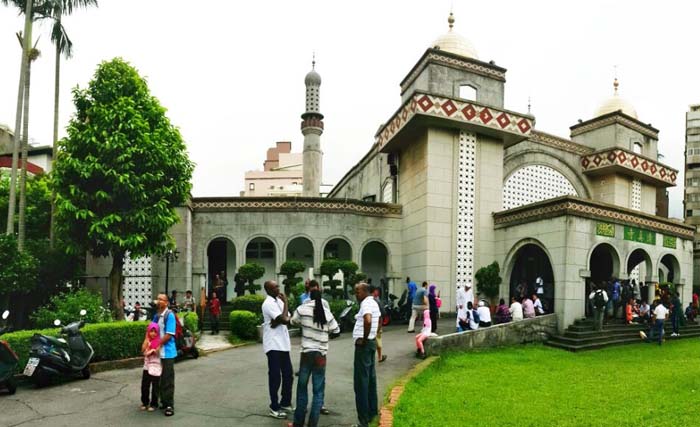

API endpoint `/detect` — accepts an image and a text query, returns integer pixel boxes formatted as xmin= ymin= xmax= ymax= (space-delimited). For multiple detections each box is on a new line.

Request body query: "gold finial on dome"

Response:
xmin=448 ymin=12 xmax=455 ymax=30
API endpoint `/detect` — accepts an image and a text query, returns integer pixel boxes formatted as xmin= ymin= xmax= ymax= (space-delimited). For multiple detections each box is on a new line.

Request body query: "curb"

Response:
xmin=378 ymin=356 xmax=438 ymax=427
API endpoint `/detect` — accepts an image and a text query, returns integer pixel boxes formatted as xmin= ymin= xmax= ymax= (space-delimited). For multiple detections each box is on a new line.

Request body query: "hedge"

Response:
xmin=231 ymin=294 xmax=265 ymax=314
xmin=229 ymin=310 xmax=259 ymax=340
xmin=178 ymin=311 xmax=199 ymax=333
xmin=0 ymin=321 xmax=148 ymax=371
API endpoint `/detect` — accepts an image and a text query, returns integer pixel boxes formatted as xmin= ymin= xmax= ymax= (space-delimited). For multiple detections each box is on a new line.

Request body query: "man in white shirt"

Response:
xmin=455 ymin=285 xmax=467 ymax=331
xmin=261 ymin=280 xmax=293 ymax=419
xmin=640 ymin=301 xmax=668 ymax=345
xmin=509 ymin=297 xmax=523 ymax=321
xmin=477 ymin=300 xmax=492 ymax=327
xmin=532 ymin=294 xmax=545 ymax=315
xmin=352 ymin=282 xmax=380 ymax=427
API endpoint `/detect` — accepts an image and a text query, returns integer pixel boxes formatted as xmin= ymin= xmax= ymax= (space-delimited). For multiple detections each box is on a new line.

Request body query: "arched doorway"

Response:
xmin=286 ymin=237 xmax=314 ymax=268
xmin=627 ymin=248 xmax=652 ymax=283
xmin=207 ymin=237 xmax=236 ymax=299
xmin=509 ymin=243 xmax=555 ymax=313
xmin=323 ymin=238 xmax=352 ymax=261
xmin=246 ymin=237 xmax=277 ymax=285
xmin=361 ymin=241 xmax=388 ymax=288
xmin=659 ymin=254 xmax=680 ymax=284
xmin=589 ymin=243 xmax=620 ymax=283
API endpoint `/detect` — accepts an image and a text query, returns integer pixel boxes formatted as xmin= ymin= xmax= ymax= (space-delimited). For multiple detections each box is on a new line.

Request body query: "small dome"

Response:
xmin=431 ymin=12 xmax=478 ymax=60
xmin=305 ymin=69 xmax=321 ymax=86
xmin=594 ymin=78 xmax=637 ymax=119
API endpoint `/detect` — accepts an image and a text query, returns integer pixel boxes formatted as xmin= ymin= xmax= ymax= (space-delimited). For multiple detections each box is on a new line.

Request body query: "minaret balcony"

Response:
xmin=376 ymin=91 xmax=534 ymax=152
xmin=580 ymin=148 xmax=678 ymax=187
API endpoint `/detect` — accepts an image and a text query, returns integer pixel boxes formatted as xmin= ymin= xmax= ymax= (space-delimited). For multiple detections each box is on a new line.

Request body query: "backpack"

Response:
xmin=472 ymin=309 xmax=480 ymax=324
xmin=593 ymin=290 xmax=606 ymax=309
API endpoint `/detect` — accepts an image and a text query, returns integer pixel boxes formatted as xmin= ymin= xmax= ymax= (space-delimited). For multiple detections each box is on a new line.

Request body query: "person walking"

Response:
xmin=352 ymin=283 xmax=380 ymax=427
xmin=289 ymin=286 xmax=340 ymax=427
xmin=640 ymin=300 xmax=668 ymax=345
xmin=182 ymin=290 xmax=196 ymax=312
xmin=209 ymin=291 xmax=221 ymax=335
xmin=371 ymin=286 xmax=388 ymax=363
xmin=407 ymin=281 xmax=428 ymax=333
xmin=670 ymin=292 xmax=683 ymax=337
xmin=428 ymin=284 xmax=439 ymax=333
xmin=262 ymin=280 xmax=294 ymax=419
xmin=154 ymin=294 xmax=177 ymax=417
xmin=589 ymin=284 xmax=608 ymax=331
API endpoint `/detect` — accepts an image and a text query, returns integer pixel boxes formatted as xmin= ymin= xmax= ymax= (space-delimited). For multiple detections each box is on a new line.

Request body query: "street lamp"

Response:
xmin=164 ymin=249 xmax=180 ymax=295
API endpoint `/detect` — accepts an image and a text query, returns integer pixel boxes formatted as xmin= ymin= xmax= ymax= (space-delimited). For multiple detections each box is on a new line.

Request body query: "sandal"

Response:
xmin=379 ymin=355 xmax=388 ymax=363
xmin=164 ymin=407 xmax=174 ymax=417
xmin=139 ymin=405 xmax=147 ymax=411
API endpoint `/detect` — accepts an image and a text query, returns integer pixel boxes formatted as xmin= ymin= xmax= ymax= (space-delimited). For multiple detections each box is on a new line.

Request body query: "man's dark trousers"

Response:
xmin=160 ymin=358 xmax=175 ymax=408
xmin=353 ymin=339 xmax=378 ymax=427
xmin=266 ymin=350 xmax=293 ymax=411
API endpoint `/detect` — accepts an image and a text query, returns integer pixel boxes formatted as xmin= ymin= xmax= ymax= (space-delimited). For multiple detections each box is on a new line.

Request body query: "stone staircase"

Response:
xmin=545 ymin=318 xmax=700 ymax=352
xmin=202 ymin=303 xmax=237 ymax=331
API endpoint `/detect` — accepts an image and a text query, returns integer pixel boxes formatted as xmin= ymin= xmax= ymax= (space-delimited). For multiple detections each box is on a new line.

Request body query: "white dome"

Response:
xmin=431 ymin=13 xmax=478 ymax=60
xmin=594 ymin=78 xmax=637 ymax=119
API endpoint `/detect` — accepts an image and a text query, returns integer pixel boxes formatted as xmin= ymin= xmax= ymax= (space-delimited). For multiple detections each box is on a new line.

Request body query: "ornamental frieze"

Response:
xmin=191 ymin=197 xmax=402 ymax=218
xmin=580 ymin=148 xmax=677 ymax=186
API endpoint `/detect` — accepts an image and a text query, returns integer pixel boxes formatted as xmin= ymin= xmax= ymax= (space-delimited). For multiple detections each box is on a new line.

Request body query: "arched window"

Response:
xmin=503 ymin=165 xmax=578 ymax=209
xmin=632 ymin=142 xmax=643 ymax=154
xmin=459 ymin=85 xmax=477 ymax=101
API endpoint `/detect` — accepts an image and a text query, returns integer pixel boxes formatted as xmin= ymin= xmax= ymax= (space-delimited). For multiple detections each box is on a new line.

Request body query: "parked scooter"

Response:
xmin=0 ymin=310 xmax=19 ymax=395
xmin=338 ymin=300 xmax=357 ymax=333
xmin=25 ymin=309 xmax=94 ymax=387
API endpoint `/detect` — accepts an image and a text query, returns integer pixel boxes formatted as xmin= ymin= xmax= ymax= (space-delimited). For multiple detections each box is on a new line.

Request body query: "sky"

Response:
xmin=0 ymin=0 xmax=698 ymax=218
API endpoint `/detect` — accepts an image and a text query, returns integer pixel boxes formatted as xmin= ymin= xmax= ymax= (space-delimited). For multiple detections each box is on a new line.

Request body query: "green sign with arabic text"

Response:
xmin=623 ymin=226 xmax=656 ymax=245
xmin=595 ymin=222 xmax=615 ymax=238
xmin=663 ymin=235 xmax=677 ymax=249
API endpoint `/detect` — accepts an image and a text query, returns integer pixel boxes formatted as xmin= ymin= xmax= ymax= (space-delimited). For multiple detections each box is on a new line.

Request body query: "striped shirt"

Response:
xmin=290 ymin=299 xmax=339 ymax=355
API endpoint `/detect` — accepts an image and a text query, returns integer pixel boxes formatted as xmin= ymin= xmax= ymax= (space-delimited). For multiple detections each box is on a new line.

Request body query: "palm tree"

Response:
xmin=47 ymin=0 xmax=99 ymax=248
xmin=2 ymin=0 xmax=34 ymax=237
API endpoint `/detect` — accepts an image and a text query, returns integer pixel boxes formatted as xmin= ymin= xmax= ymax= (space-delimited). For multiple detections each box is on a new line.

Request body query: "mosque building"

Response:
xmin=89 ymin=13 xmax=694 ymax=331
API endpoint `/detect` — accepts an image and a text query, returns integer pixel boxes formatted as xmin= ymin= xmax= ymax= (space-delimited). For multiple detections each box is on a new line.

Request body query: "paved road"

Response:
xmin=0 ymin=322 xmax=451 ymax=427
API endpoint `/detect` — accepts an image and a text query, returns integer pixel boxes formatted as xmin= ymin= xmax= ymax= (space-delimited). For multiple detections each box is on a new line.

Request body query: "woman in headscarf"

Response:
xmin=428 ymin=284 xmax=439 ymax=333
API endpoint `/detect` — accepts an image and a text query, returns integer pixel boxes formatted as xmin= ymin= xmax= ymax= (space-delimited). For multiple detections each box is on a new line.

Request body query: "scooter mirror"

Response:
xmin=79 ymin=309 xmax=87 ymax=316
xmin=1 ymin=310 xmax=9 ymax=320
xmin=54 ymin=319 xmax=61 ymax=326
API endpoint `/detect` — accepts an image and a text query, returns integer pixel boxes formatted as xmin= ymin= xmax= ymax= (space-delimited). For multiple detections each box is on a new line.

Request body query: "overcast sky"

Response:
xmin=1 ymin=0 xmax=698 ymax=218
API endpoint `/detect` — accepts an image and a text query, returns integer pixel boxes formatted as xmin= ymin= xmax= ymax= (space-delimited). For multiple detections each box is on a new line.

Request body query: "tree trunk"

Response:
xmin=49 ymin=15 xmax=62 ymax=249
xmin=6 ymin=1 xmax=33 ymax=236
xmin=17 ymin=54 xmax=33 ymax=253
xmin=109 ymin=253 xmax=125 ymax=320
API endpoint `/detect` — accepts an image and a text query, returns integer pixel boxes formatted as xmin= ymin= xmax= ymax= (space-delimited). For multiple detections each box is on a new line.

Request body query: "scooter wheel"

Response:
xmin=81 ymin=367 xmax=91 ymax=380
xmin=6 ymin=378 xmax=16 ymax=395
xmin=382 ymin=315 xmax=391 ymax=327
xmin=191 ymin=348 xmax=199 ymax=359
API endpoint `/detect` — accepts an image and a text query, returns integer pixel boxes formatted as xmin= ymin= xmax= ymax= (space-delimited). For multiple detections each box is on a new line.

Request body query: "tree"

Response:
xmin=338 ymin=260 xmax=359 ymax=298
xmin=238 ymin=263 xmax=265 ymax=294
xmin=52 ymin=58 xmax=194 ymax=320
xmin=46 ymin=0 xmax=99 ymax=248
xmin=475 ymin=261 xmax=503 ymax=306
xmin=320 ymin=258 xmax=342 ymax=299
xmin=0 ymin=234 xmax=39 ymax=302
xmin=279 ymin=260 xmax=305 ymax=296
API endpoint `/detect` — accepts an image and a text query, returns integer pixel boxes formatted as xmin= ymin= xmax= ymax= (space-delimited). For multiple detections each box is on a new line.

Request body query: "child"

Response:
xmin=141 ymin=322 xmax=162 ymax=411
xmin=415 ymin=309 xmax=432 ymax=359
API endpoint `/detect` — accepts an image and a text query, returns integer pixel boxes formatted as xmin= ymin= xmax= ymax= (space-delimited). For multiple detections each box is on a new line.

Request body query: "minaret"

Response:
xmin=301 ymin=56 xmax=323 ymax=197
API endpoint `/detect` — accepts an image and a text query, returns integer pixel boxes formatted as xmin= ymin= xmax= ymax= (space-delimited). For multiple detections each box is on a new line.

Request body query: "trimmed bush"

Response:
xmin=31 ymin=288 xmax=112 ymax=328
xmin=0 ymin=321 xmax=147 ymax=371
xmin=230 ymin=310 xmax=259 ymax=340
xmin=231 ymin=294 xmax=266 ymax=314
xmin=179 ymin=311 xmax=199 ymax=333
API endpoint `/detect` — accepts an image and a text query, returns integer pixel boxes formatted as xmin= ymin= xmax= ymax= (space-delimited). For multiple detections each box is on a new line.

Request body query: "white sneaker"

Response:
xmin=639 ymin=331 xmax=647 ymax=340
xmin=671 ymin=333 xmax=678 ymax=337
xmin=280 ymin=406 xmax=294 ymax=413
xmin=268 ymin=409 xmax=286 ymax=419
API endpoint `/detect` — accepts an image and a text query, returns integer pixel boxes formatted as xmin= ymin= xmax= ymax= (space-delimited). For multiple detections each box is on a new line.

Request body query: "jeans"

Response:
xmin=266 ymin=350 xmax=293 ymax=411
xmin=211 ymin=314 xmax=220 ymax=333
xmin=353 ymin=339 xmax=378 ymax=427
xmin=593 ymin=308 xmax=605 ymax=331
xmin=672 ymin=315 xmax=680 ymax=334
xmin=647 ymin=319 xmax=665 ymax=345
xmin=430 ymin=311 xmax=438 ymax=333
xmin=140 ymin=370 xmax=160 ymax=407
xmin=293 ymin=352 xmax=326 ymax=427
xmin=160 ymin=358 xmax=175 ymax=408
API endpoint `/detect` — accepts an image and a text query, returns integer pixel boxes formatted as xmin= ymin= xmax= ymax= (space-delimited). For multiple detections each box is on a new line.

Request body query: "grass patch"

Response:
xmin=393 ymin=341 xmax=700 ymax=426
xmin=227 ymin=334 xmax=255 ymax=346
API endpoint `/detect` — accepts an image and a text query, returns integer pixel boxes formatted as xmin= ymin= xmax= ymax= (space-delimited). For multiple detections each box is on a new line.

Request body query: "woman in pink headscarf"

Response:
xmin=415 ymin=309 xmax=432 ymax=359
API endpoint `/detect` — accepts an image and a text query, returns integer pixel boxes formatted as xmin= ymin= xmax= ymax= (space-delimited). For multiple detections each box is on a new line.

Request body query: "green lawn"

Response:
xmin=393 ymin=340 xmax=700 ymax=427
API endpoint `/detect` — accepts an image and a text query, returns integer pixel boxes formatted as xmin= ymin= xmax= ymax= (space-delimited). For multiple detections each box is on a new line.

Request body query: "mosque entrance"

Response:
xmin=361 ymin=241 xmax=389 ymax=288
xmin=659 ymin=254 xmax=680 ymax=284
xmin=206 ymin=238 xmax=236 ymax=299
xmin=586 ymin=243 xmax=620 ymax=316
xmin=509 ymin=243 xmax=554 ymax=313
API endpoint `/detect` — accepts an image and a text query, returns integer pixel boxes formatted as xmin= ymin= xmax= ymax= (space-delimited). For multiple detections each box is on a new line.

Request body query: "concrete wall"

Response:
xmin=425 ymin=314 xmax=558 ymax=356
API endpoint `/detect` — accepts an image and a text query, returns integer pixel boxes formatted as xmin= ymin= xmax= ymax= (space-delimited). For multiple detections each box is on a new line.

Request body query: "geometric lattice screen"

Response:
xmin=631 ymin=178 xmax=642 ymax=211
xmin=123 ymin=253 xmax=152 ymax=307
xmin=455 ymin=131 xmax=477 ymax=289
xmin=503 ymin=164 xmax=578 ymax=210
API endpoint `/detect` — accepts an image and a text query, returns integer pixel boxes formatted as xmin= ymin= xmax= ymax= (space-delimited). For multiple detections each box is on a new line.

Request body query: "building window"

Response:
xmin=503 ymin=165 xmax=578 ymax=210
xmin=363 ymin=195 xmax=376 ymax=202
xmin=459 ymin=85 xmax=477 ymax=101
xmin=632 ymin=142 xmax=642 ymax=154
xmin=687 ymin=210 xmax=693 ymax=217
xmin=246 ymin=241 xmax=274 ymax=259
xmin=249 ymin=183 xmax=255 ymax=191
xmin=382 ymin=179 xmax=394 ymax=203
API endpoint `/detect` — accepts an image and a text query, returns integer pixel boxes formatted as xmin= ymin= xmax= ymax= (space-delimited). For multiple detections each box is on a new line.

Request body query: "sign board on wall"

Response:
xmin=623 ymin=226 xmax=656 ymax=245
xmin=595 ymin=222 xmax=615 ymax=237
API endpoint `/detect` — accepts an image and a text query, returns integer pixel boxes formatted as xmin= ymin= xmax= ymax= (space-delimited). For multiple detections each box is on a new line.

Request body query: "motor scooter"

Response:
xmin=0 ymin=310 xmax=19 ymax=395
xmin=338 ymin=300 xmax=357 ymax=333
xmin=25 ymin=309 xmax=94 ymax=387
